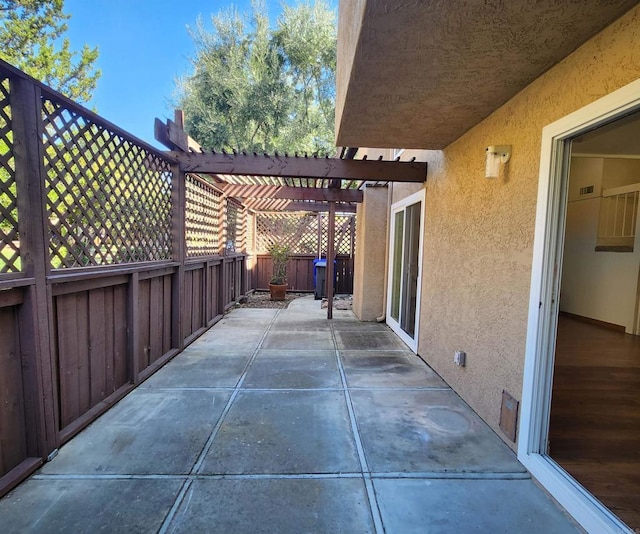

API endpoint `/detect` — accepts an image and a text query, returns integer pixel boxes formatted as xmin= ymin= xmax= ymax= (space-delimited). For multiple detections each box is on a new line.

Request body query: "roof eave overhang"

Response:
xmin=335 ymin=0 xmax=638 ymax=150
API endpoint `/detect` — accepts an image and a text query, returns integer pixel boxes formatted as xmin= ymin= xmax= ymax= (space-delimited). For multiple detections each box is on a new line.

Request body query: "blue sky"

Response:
xmin=64 ymin=0 xmax=337 ymax=148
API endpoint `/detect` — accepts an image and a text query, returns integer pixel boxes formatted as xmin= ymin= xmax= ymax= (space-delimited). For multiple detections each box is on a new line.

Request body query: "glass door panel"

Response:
xmin=387 ymin=190 xmax=424 ymax=352
xmin=391 ymin=210 xmax=404 ymax=322
xmin=400 ymin=202 xmax=421 ymax=337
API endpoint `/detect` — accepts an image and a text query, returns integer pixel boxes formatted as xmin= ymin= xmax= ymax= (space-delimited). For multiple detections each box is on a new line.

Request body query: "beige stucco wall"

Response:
xmin=352 ymin=186 xmax=389 ymax=321
xmin=380 ymin=6 xmax=640 ymax=448
xmin=336 ymin=0 xmax=366 ymax=144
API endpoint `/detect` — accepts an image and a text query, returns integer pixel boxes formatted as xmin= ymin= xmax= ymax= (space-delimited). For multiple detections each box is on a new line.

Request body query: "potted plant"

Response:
xmin=268 ymin=243 xmax=289 ymax=300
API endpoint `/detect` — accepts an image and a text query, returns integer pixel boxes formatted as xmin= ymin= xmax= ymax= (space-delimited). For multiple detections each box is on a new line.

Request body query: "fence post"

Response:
xmin=316 ymin=213 xmax=323 ymax=258
xmin=11 ymin=76 xmax=58 ymax=456
xmin=218 ymin=195 xmax=228 ymax=312
xmin=326 ymin=202 xmax=336 ymax=319
xmin=171 ymin=163 xmax=186 ymax=350
xmin=127 ymin=271 xmax=139 ymax=384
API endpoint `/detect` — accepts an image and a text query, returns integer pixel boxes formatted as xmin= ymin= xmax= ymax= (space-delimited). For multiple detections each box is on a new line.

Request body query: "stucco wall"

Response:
xmin=353 ymin=186 xmax=389 ymax=321
xmin=406 ymin=6 xmax=640 ymax=448
xmin=336 ymin=0 xmax=366 ymax=144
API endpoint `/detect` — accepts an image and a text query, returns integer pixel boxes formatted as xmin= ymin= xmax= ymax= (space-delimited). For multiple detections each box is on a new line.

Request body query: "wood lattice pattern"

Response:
xmin=42 ymin=98 xmax=173 ymax=268
xmin=185 ymin=174 xmax=220 ymax=257
xmin=255 ymin=212 xmax=356 ymax=256
xmin=225 ymin=198 xmax=246 ymax=253
xmin=0 ymin=78 xmax=20 ymax=273
xmin=333 ymin=215 xmax=356 ymax=256
xmin=0 ymin=78 xmax=21 ymax=273
xmin=246 ymin=211 xmax=255 ymax=255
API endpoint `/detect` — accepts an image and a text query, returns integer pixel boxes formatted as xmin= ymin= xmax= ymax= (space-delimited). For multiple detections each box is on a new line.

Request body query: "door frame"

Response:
xmin=519 ymin=78 xmax=640 ymax=534
xmin=386 ymin=188 xmax=425 ymax=352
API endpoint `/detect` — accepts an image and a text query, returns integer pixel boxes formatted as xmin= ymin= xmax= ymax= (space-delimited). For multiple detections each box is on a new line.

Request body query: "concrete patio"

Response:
xmin=0 ymin=296 xmax=580 ymax=533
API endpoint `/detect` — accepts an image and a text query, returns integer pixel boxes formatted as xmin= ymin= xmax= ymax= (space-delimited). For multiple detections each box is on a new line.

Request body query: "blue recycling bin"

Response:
xmin=313 ymin=258 xmax=337 ymax=300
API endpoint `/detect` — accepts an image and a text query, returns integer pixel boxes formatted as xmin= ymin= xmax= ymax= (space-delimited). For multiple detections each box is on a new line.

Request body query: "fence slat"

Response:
xmin=88 ymin=289 xmax=107 ymax=407
xmin=0 ymin=306 xmax=27 ymax=475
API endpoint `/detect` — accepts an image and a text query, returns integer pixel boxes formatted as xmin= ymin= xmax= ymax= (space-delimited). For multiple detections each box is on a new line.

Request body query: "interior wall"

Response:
xmin=561 ymin=197 xmax=639 ymax=331
xmin=560 ymin=156 xmax=640 ymax=332
xmin=603 ymin=158 xmax=640 ymax=189
xmin=397 ymin=6 xmax=640 ymax=448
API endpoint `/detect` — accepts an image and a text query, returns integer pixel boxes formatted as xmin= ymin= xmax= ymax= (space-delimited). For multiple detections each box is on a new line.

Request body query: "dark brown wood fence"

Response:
xmin=254 ymin=254 xmax=354 ymax=293
xmin=0 ymin=60 xmax=249 ymax=497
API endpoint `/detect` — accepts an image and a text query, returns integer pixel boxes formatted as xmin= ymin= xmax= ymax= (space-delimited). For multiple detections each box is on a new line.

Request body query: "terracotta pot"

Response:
xmin=268 ymin=283 xmax=287 ymax=301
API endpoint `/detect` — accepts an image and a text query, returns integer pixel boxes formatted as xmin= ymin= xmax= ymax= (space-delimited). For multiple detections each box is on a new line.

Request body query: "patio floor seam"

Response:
xmin=158 ymin=307 xmax=283 ymax=533
xmin=331 ymin=322 xmax=385 ymax=534
xmin=141 ymin=386 xmax=452 ymax=392
xmin=31 ymin=471 xmax=532 ymax=481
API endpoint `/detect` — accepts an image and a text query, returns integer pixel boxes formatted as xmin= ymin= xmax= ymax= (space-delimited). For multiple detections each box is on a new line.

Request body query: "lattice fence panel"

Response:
xmin=0 ymin=77 xmax=20 ymax=273
xmin=238 ymin=205 xmax=247 ymax=253
xmin=186 ymin=174 xmax=220 ymax=257
xmin=42 ymin=97 xmax=173 ymax=268
xmin=255 ymin=212 xmax=319 ymax=255
xmin=246 ymin=211 xmax=255 ymax=255
xmin=334 ymin=214 xmax=356 ymax=256
xmin=225 ymin=198 xmax=246 ymax=253
xmin=256 ymin=212 xmax=356 ymax=256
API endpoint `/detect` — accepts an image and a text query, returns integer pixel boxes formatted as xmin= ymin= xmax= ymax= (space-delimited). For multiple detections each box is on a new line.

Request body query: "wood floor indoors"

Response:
xmin=550 ymin=314 xmax=640 ymax=530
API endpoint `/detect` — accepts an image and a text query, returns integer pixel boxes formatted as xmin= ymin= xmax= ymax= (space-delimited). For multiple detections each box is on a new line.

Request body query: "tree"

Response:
xmin=176 ymin=0 xmax=336 ymax=156
xmin=0 ymin=0 xmax=100 ymax=102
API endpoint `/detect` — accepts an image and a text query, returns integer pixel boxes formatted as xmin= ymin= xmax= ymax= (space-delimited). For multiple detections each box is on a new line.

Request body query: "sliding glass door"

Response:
xmin=387 ymin=190 xmax=425 ymax=351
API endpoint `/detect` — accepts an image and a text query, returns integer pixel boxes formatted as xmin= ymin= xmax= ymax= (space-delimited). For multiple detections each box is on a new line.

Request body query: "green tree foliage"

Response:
xmin=177 ymin=0 xmax=336 ymax=156
xmin=0 ymin=0 xmax=100 ymax=102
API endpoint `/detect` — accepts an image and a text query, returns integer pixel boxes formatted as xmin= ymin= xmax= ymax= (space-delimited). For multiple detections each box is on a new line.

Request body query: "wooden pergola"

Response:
xmin=155 ymin=112 xmax=428 ymax=318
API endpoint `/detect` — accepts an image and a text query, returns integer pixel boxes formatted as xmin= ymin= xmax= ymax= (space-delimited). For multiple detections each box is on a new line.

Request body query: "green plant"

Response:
xmin=269 ymin=243 xmax=289 ymax=285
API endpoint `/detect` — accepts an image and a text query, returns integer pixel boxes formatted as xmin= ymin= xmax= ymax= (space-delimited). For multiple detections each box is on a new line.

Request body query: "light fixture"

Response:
xmin=485 ymin=145 xmax=511 ymax=178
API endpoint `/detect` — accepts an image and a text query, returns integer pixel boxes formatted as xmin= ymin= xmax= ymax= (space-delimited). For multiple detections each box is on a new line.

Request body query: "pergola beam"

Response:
xmin=168 ymin=151 xmax=427 ymax=183
xmin=155 ymin=118 xmax=202 ymax=153
xmin=220 ymin=184 xmax=363 ymax=203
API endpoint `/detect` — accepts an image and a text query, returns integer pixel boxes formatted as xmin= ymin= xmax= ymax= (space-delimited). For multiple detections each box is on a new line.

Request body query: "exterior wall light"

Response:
xmin=485 ymin=145 xmax=512 ymax=178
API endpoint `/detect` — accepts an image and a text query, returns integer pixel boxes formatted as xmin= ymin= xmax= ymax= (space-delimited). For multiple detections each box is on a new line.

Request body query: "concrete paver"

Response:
xmin=243 ymin=350 xmax=340 ymax=388
xmin=200 ymin=390 xmax=360 ymax=474
xmin=41 ymin=389 xmax=232 ymax=475
xmin=351 ymin=388 xmax=526 ymax=474
xmin=341 ymin=349 xmax=447 ymax=388
xmin=0 ymin=295 xmax=580 ymax=533
xmin=374 ymin=478 xmax=578 ymax=534
xmin=167 ymin=478 xmax=375 ymax=533
xmin=261 ymin=330 xmax=334 ymax=350
xmin=141 ymin=352 xmax=251 ymax=388
xmin=0 ymin=479 xmax=182 ymax=534
xmin=335 ymin=329 xmax=408 ymax=350
xmin=269 ymin=319 xmax=332 ymax=331
xmin=198 ymin=328 xmax=266 ymax=351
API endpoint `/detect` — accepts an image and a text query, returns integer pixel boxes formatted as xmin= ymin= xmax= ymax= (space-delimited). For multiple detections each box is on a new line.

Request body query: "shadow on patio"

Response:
xmin=0 ymin=296 xmax=579 ymax=533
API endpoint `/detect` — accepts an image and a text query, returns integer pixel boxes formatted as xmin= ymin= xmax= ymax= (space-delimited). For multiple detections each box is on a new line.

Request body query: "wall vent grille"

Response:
xmin=579 ymin=185 xmax=594 ymax=195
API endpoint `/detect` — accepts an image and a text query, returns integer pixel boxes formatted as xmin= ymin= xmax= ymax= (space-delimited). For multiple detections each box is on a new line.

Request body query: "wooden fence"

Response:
xmin=254 ymin=254 xmax=354 ymax=294
xmin=0 ymin=61 xmax=249 ymax=497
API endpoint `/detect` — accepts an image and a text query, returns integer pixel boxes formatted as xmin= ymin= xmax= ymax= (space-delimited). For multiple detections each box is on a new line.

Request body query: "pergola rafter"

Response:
xmin=284 ymin=201 xmax=356 ymax=214
xmin=217 ymin=184 xmax=363 ymax=203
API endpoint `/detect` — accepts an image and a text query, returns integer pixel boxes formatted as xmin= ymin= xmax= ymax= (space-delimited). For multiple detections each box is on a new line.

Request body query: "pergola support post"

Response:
xmin=326 ymin=201 xmax=336 ymax=320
